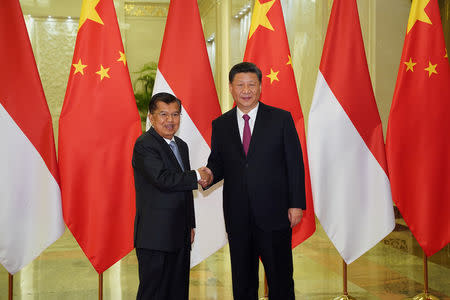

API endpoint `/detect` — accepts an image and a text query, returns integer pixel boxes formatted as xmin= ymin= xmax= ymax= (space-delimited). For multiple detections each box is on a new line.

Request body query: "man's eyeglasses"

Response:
xmin=154 ymin=112 xmax=181 ymax=119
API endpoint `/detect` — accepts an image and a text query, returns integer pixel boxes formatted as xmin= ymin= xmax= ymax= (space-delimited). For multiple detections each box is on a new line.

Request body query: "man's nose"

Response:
xmin=242 ymin=85 xmax=251 ymax=93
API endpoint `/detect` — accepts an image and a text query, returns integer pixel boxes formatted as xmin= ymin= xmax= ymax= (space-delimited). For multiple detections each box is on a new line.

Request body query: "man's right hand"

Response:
xmin=197 ymin=167 xmax=213 ymax=188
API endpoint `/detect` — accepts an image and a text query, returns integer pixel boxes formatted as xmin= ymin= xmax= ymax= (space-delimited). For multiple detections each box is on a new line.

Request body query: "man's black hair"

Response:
xmin=148 ymin=92 xmax=181 ymax=113
xmin=229 ymin=62 xmax=262 ymax=83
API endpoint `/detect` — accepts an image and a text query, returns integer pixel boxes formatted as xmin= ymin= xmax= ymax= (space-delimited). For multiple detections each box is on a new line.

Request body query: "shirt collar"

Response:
xmin=237 ymin=102 xmax=259 ymax=120
xmin=163 ymin=137 xmax=176 ymax=145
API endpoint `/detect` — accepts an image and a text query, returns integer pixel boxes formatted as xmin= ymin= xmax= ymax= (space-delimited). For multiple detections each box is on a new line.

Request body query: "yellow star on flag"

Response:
xmin=117 ymin=51 xmax=127 ymax=66
xmin=424 ymin=61 xmax=437 ymax=77
xmin=249 ymin=0 xmax=275 ymax=39
xmin=96 ymin=65 xmax=110 ymax=80
xmin=79 ymin=0 xmax=104 ymax=29
xmin=407 ymin=0 xmax=432 ymax=34
xmin=73 ymin=58 xmax=88 ymax=75
xmin=286 ymin=55 xmax=292 ymax=66
xmin=404 ymin=57 xmax=417 ymax=72
xmin=266 ymin=68 xmax=279 ymax=84
xmin=445 ymin=48 xmax=448 ymax=58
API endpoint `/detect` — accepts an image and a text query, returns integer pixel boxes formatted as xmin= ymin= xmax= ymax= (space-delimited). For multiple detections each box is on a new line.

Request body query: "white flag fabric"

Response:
xmin=307 ymin=0 xmax=395 ymax=264
xmin=149 ymin=0 xmax=227 ymax=266
xmin=0 ymin=0 xmax=65 ymax=274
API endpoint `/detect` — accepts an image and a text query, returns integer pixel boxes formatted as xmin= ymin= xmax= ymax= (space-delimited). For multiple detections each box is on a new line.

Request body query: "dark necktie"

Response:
xmin=242 ymin=114 xmax=251 ymax=155
xmin=169 ymin=140 xmax=184 ymax=171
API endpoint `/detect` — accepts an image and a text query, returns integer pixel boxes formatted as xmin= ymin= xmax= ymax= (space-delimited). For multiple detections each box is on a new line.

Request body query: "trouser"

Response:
xmin=228 ymin=223 xmax=295 ymax=300
xmin=136 ymin=245 xmax=190 ymax=300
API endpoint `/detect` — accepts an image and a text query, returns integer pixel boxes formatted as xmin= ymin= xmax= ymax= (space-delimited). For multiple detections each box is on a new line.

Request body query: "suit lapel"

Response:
xmin=175 ymin=136 xmax=189 ymax=170
xmin=227 ymin=107 xmax=246 ymax=159
xmin=246 ymin=102 xmax=267 ymax=159
xmin=149 ymin=127 xmax=184 ymax=171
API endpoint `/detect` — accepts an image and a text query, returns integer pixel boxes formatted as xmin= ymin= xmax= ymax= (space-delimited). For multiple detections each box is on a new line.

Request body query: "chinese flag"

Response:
xmin=244 ymin=0 xmax=315 ymax=246
xmin=59 ymin=0 xmax=141 ymax=273
xmin=151 ymin=0 xmax=227 ymax=266
xmin=386 ymin=0 xmax=450 ymax=256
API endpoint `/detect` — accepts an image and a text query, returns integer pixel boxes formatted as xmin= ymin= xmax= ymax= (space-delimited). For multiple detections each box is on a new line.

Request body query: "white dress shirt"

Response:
xmin=236 ymin=103 xmax=259 ymax=142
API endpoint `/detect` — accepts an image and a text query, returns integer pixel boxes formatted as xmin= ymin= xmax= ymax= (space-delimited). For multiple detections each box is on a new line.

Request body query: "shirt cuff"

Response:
xmin=195 ymin=170 xmax=200 ymax=181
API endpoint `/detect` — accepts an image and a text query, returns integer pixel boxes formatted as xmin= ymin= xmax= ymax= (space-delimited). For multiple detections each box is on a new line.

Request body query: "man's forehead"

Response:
xmin=233 ymin=73 xmax=259 ymax=82
xmin=155 ymin=101 xmax=180 ymax=111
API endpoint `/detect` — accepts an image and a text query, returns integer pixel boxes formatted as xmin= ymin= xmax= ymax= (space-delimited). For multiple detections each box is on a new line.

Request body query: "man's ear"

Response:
xmin=148 ymin=113 xmax=154 ymax=126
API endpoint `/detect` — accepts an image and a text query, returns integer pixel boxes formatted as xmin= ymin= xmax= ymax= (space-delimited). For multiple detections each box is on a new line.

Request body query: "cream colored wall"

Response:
xmin=124 ymin=16 xmax=166 ymax=83
xmin=374 ymin=0 xmax=410 ymax=136
xmin=282 ymin=0 xmax=326 ymax=128
xmin=281 ymin=0 xmax=410 ymax=136
xmin=19 ymin=0 xmax=413 ymax=139
xmin=20 ymin=0 xmax=81 ymax=146
xmin=223 ymin=0 xmax=411 ymax=137
xmin=199 ymin=1 xmax=217 ymax=74
xmin=20 ymin=0 xmax=81 ymax=18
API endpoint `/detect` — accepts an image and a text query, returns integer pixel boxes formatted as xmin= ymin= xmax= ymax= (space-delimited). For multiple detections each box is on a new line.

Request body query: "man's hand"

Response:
xmin=191 ymin=228 xmax=195 ymax=244
xmin=288 ymin=208 xmax=303 ymax=228
xmin=197 ymin=167 xmax=213 ymax=188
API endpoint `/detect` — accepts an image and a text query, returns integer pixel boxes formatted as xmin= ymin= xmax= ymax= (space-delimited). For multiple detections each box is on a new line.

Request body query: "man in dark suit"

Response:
xmin=132 ymin=92 xmax=209 ymax=300
xmin=203 ymin=62 xmax=306 ymax=299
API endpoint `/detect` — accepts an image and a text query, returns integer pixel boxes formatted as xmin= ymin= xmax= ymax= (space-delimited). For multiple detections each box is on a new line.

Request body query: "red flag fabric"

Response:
xmin=243 ymin=0 xmax=315 ymax=246
xmin=386 ymin=0 xmax=450 ymax=256
xmin=58 ymin=0 xmax=142 ymax=273
xmin=0 ymin=0 xmax=64 ymax=274
xmin=151 ymin=0 xmax=227 ymax=266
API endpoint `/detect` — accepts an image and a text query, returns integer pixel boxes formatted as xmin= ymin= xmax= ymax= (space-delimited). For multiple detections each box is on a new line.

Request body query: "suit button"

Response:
xmin=245 ymin=163 xmax=248 ymax=168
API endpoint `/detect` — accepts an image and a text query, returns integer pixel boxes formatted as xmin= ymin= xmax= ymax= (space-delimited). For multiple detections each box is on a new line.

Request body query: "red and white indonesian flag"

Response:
xmin=0 ymin=0 xmax=64 ymax=274
xmin=150 ymin=0 xmax=227 ymax=266
xmin=307 ymin=0 xmax=395 ymax=264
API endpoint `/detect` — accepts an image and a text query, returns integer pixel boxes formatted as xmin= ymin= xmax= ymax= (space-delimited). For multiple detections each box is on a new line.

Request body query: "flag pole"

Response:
xmin=8 ymin=273 xmax=13 ymax=300
xmin=264 ymin=272 xmax=269 ymax=299
xmin=264 ymin=273 xmax=268 ymax=298
xmin=407 ymin=251 xmax=439 ymax=300
xmin=333 ymin=260 xmax=355 ymax=300
xmin=98 ymin=273 xmax=103 ymax=300
xmin=259 ymin=272 xmax=269 ymax=300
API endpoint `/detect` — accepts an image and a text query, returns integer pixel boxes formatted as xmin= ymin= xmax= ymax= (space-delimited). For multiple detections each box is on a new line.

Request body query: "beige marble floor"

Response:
xmin=1 ymin=217 xmax=449 ymax=300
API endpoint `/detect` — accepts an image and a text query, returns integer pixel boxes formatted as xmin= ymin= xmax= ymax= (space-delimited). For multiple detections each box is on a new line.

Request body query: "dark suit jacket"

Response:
xmin=132 ymin=127 xmax=198 ymax=252
xmin=207 ymin=102 xmax=306 ymax=234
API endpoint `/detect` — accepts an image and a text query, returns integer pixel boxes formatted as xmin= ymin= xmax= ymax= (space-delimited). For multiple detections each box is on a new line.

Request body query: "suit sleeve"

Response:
xmin=133 ymin=139 xmax=198 ymax=192
xmin=206 ymin=120 xmax=224 ymax=185
xmin=283 ymin=113 xmax=306 ymax=209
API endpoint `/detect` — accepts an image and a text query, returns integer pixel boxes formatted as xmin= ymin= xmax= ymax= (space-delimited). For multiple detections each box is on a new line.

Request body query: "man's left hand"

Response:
xmin=288 ymin=208 xmax=303 ymax=228
xmin=191 ymin=228 xmax=195 ymax=244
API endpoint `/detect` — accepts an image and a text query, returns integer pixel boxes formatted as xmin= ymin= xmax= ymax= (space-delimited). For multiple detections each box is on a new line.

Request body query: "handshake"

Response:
xmin=197 ymin=167 xmax=213 ymax=189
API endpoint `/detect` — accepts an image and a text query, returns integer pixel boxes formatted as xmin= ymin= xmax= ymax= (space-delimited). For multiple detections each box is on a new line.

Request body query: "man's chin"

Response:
xmin=162 ymin=131 xmax=176 ymax=138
